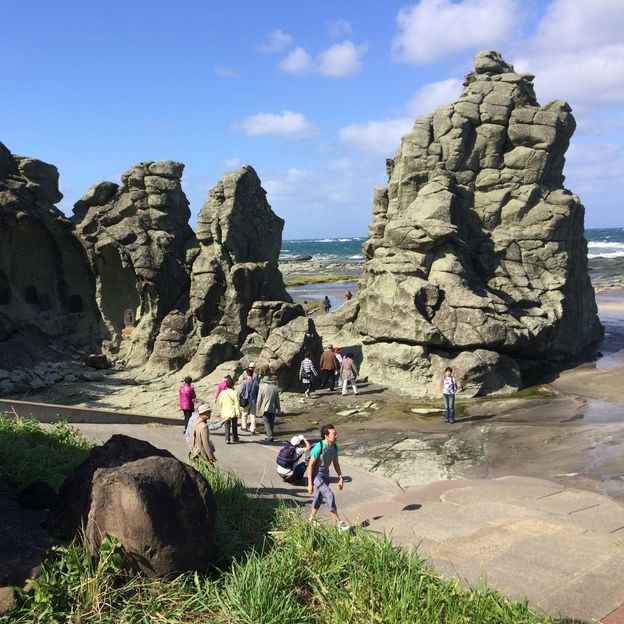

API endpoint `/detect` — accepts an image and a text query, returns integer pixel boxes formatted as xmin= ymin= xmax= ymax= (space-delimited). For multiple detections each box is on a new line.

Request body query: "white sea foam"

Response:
xmin=588 ymin=241 xmax=624 ymax=249
xmin=588 ymin=252 xmax=624 ymax=259
xmin=317 ymin=238 xmax=334 ymax=243
xmin=348 ymin=254 xmax=365 ymax=260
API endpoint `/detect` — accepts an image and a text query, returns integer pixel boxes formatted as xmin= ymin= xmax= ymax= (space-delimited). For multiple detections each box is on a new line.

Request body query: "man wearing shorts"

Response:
xmin=307 ymin=423 xmax=348 ymax=529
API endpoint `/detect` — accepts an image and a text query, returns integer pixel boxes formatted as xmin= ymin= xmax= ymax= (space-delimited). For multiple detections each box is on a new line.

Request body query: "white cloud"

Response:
xmin=407 ymin=78 xmax=463 ymax=117
xmin=318 ymin=41 xmax=368 ymax=77
xmin=231 ymin=110 xmax=318 ymax=140
xmin=223 ymin=158 xmax=242 ymax=169
xmin=213 ymin=66 xmax=239 ymax=78
xmin=392 ymin=0 xmax=519 ymax=65
xmin=327 ymin=19 xmax=352 ymax=37
xmin=278 ymin=40 xmax=367 ymax=77
xmin=339 ymin=118 xmax=413 ymax=155
xmin=278 ymin=47 xmax=315 ymax=74
xmin=257 ymin=29 xmax=293 ymax=53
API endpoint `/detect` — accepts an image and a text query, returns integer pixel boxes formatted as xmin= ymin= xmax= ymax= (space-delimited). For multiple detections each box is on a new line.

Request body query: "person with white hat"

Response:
xmin=276 ymin=434 xmax=312 ymax=484
xmin=188 ymin=403 xmax=223 ymax=465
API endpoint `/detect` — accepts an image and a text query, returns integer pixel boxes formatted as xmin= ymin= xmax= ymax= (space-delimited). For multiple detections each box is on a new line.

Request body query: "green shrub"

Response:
xmin=0 ymin=414 xmax=92 ymax=490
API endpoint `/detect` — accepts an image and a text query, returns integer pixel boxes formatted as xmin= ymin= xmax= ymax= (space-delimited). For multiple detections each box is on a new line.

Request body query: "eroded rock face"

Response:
xmin=355 ymin=50 xmax=602 ymax=397
xmin=0 ymin=142 xmax=100 ymax=369
xmin=73 ymin=160 xmax=195 ymax=366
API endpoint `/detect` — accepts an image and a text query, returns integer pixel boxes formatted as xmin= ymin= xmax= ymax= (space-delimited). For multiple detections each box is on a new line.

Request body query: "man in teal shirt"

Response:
xmin=307 ymin=423 xmax=348 ymax=529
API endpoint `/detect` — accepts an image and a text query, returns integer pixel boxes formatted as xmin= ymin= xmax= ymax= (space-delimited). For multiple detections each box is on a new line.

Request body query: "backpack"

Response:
xmin=276 ymin=444 xmax=298 ymax=468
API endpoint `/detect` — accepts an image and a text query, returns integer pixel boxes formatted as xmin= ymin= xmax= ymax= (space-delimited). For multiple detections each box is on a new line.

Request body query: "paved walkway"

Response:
xmin=69 ymin=421 xmax=624 ymax=623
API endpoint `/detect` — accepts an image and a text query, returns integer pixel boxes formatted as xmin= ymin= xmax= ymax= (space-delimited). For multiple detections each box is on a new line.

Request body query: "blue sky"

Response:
xmin=1 ymin=0 xmax=623 ymax=238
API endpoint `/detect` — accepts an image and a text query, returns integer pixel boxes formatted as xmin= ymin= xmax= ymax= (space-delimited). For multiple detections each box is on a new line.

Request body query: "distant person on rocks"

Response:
xmin=340 ymin=352 xmax=359 ymax=396
xmin=179 ymin=376 xmax=197 ymax=428
xmin=307 ymin=423 xmax=348 ymax=529
xmin=256 ymin=374 xmax=282 ymax=442
xmin=323 ymin=296 xmax=332 ymax=313
xmin=319 ymin=344 xmax=340 ymax=391
xmin=238 ymin=368 xmax=257 ymax=435
xmin=442 ymin=367 xmax=459 ymax=424
xmin=334 ymin=347 xmax=343 ymax=386
xmin=302 ymin=300 xmax=309 ymax=315
xmin=238 ymin=361 xmax=257 ymax=384
xmin=299 ymin=351 xmax=318 ymax=397
xmin=344 ymin=290 xmax=353 ymax=301
xmin=188 ymin=404 xmax=223 ymax=465
xmin=219 ymin=377 xmax=240 ymax=443
xmin=276 ymin=434 xmax=311 ymax=484
xmin=185 ymin=402 xmax=225 ymax=446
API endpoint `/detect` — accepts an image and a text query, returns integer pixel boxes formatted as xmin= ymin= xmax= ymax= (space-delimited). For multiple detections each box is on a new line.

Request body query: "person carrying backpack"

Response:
xmin=276 ymin=434 xmax=311 ymax=484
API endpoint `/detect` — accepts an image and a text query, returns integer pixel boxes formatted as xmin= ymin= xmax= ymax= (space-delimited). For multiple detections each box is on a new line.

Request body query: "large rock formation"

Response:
xmin=0 ymin=139 xmax=308 ymax=384
xmin=352 ymin=50 xmax=602 ymax=397
xmin=0 ymin=142 xmax=100 ymax=369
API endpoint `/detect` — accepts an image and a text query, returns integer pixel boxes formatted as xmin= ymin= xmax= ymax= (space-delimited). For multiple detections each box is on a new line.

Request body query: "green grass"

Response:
xmin=0 ymin=414 xmax=93 ymax=490
xmin=285 ymin=273 xmax=358 ymax=287
xmin=1 ymin=416 xmax=566 ymax=623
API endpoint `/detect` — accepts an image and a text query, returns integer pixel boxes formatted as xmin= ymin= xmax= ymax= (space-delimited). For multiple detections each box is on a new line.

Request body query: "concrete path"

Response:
xmin=70 ymin=421 xmax=624 ymax=623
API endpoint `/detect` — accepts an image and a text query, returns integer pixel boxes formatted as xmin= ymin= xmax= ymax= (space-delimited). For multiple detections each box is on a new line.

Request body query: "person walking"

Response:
xmin=323 ymin=296 xmax=332 ymax=313
xmin=307 ymin=424 xmax=348 ymax=529
xmin=219 ymin=377 xmax=240 ymax=443
xmin=299 ymin=351 xmax=318 ymax=397
xmin=256 ymin=374 xmax=282 ymax=442
xmin=319 ymin=344 xmax=340 ymax=391
xmin=188 ymin=404 xmax=220 ymax=465
xmin=276 ymin=434 xmax=311 ymax=484
xmin=334 ymin=347 xmax=343 ymax=388
xmin=340 ymin=352 xmax=359 ymax=396
xmin=185 ymin=402 xmax=224 ymax=447
xmin=238 ymin=369 xmax=257 ymax=434
xmin=344 ymin=290 xmax=353 ymax=301
xmin=178 ymin=376 xmax=197 ymax=428
xmin=442 ymin=366 xmax=459 ymax=423
xmin=214 ymin=374 xmax=231 ymax=404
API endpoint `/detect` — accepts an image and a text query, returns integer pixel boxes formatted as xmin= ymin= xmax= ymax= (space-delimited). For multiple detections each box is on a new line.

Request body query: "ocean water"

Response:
xmin=281 ymin=229 xmax=624 ymax=263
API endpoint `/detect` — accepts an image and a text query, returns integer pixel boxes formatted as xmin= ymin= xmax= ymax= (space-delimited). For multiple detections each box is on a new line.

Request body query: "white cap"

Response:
xmin=290 ymin=434 xmax=304 ymax=445
xmin=248 ymin=361 xmax=256 ymax=368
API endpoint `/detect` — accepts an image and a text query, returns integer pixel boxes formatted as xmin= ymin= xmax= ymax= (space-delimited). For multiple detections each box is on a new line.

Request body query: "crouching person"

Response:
xmin=276 ymin=434 xmax=311 ymax=484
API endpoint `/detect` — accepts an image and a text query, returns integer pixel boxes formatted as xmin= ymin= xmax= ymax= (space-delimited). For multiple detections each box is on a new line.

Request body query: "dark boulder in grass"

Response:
xmin=86 ymin=455 xmax=217 ymax=576
xmin=48 ymin=435 xmax=217 ymax=576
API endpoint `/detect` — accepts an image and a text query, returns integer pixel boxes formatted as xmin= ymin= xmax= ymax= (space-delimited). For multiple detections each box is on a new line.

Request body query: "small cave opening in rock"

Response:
xmin=68 ymin=294 xmax=84 ymax=313
xmin=25 ymin=285 xmax=39 ymax=305
xmin=96 ymin=245 xmax=141 ymax=342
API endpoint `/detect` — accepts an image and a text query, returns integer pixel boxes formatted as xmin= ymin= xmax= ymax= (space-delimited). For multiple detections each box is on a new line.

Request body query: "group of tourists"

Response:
xmin=180 ymin=362 xmax=283 ymax=463
xmin=299 ymin=345 xmax=359 ymax=397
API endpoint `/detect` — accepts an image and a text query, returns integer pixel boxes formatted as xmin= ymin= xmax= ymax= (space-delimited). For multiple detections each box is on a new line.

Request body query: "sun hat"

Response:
xmin=198 ymin=404 xmax=212 ymax=415
xmin=290 ymin=434 xmax=304 ymax=446
xmin=248 ymin=361 xmax=256 ymax=368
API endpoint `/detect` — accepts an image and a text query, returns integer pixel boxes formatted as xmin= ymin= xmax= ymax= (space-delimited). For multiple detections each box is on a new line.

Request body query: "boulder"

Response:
xmin=86 ymin=455 xmax=216 ymax=576
xmin=47 ymin=435 xmax=173 ymax=540
xmin=351 ymin=50 xmax=602 ymax=397
xmin=83 ymin=353 xmax=110 ymax=369
xmin=17 ymin=481 xmax=58 ymax=510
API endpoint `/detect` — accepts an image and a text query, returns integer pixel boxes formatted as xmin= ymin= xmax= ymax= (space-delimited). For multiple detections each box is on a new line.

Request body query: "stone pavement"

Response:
xmin=71 ymin=421 xmax=624 ymax=623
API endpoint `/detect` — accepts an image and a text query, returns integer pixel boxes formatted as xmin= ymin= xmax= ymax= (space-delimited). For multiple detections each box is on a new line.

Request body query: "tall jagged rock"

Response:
xmin=354 ymin=50 xmax=602 ymax=397
xmin=0 ymin=141 xmax=100 ymax=368
xmin=177 ymin=166 xmax=305 ymax=377
xmin=72 ymin=161 xmax=195 ymax=366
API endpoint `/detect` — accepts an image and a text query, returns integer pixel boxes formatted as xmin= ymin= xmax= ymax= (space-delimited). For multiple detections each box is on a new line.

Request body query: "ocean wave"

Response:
xmin=348 ymin=254 xmax=364 ymax=260
xmin=587 ymin=241 xmax=624 ymax=249
xmin=588 ymin=252 xmax=624 ymax=259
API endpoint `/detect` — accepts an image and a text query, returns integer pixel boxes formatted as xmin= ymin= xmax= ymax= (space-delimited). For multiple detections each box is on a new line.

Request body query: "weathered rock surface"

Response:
xmin=352 ymin=50 xmax=602 ymax=397
xmin=0 ymin=142 xmax=101 ymax=369
xmin=48 ymin=435 xmax=217 ymax=576
xmin=86 ymin=455 xmax=217 ymax=576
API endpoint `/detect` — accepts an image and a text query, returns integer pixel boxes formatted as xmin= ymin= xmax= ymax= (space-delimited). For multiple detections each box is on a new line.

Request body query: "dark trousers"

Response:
xmin=224 ymin=417 xmax=239 ymax=442
xmin=263 ymin=412 xmax=276 ymax=439
xmin=320 ymin=369 xmax=335 ymax=390
xmin=182 ymin=409 xmax=193 ymax=427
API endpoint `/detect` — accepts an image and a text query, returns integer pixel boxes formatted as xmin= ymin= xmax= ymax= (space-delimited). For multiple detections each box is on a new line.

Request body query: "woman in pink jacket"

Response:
xmin=179 ymin=376 xmax=197 ymax=427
